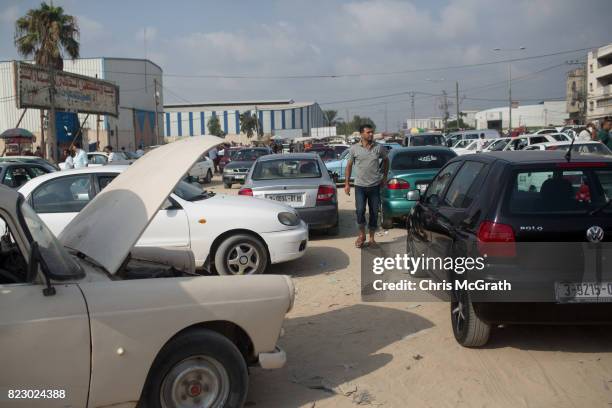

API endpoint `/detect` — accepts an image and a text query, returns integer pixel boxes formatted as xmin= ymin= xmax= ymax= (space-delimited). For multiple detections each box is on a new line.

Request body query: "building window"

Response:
xmin=589 ymin=101 xmax=594 ymax=111
xmin=590 ymin=82 xmax=594 ymax=92
xmin=590 ymin=64 xmax=594 ymax=73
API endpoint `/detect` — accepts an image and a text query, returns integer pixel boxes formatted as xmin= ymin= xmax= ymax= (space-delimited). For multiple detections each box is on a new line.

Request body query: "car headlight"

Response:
xmin=278 ymin=211 xmax=300 ymax=226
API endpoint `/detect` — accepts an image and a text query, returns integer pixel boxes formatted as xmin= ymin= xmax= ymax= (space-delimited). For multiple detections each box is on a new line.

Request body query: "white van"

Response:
xmin=446 ymin=129 xmax=500 ymax=147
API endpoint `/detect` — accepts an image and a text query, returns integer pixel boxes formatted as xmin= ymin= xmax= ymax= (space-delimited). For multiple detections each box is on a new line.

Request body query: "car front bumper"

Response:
xmin=260 ymin=221 xmax=308 ymax=263
xmin=296 ymin=204 xmax=338 ymax=230
xmin=223 ymin=173 xmax=247 ymax=184
xmin=382 ymin=197 xmax=418 ymax=218
xmin=258 ymin=346 xmax=286 ymax=369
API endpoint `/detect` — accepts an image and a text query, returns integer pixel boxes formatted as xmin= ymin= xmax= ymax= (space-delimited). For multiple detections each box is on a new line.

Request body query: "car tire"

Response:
xmin=451 ymin=283 xmax=491 ymax=347
xmin=215 ymin=234 xmax=268 ymax=275
xmin=326 ymin=220 xmax=340 ymax=236
xmin=140 ymin=329 xmax=248 ymax=408
xmin=224 ymin=182 xmax=232 ymax=189
xmin=203 ymin=169 xmax=213 ymax=184
xmin=381 ymin=212 xmax=393 ymax=230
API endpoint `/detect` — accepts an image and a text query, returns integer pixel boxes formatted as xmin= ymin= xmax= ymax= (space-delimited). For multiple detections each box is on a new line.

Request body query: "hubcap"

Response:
xmin=160 ymin=355 xmax=230 ymax=408
xmin=226 ymin=243 xmax=259 ymax=274
xmin=451 ymin=290 xmax=466 ymax=334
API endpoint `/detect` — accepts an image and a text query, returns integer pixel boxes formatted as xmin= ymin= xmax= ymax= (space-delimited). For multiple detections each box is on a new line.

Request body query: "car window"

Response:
xmin=488 ymin=139 xmax=509 ymax=151
xmin=443 ymin=161 xmax=486 ymax=208
xmin=32 ymin=175 xmax=93 ymax=213
xmin=28 ymin=166 xmax=48 ymax=177
xmin=391 ymin=152 xmax=455 ymax=171
xmin=98 ymin=175 xmax=117 ymax=190
xmin=551 ymin=134 xmax=566 ymax=142
xmin=3 ymin=166 xmax=34 ymax=188
xmin=253 ymin=159 xmax=322 ymax=180
xmin=530 ymin=136 xmax=548 ymax=144
xmin=89 ymin=155 xmax=107 ymax=165
xmin=509 ymin=169 xmax=610 ymax=214
xmin=553 ymin=143 xmax=612 ymax=156
xmin=425 ymin=161 xmax=462 ymax=200
xmin=0 ymin=213 xmax=28 ymax=284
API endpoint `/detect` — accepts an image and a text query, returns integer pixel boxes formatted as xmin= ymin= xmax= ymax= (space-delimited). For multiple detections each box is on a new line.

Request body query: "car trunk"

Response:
xmin=251 ymin=181 xmax=320 ymax=209
xmin=386 ymin=168 xmax=438 ymax=198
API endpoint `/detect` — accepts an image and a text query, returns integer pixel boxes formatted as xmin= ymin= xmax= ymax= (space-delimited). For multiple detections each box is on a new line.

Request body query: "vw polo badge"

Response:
xmin=586 ymin=226 xmax=604 ymax=243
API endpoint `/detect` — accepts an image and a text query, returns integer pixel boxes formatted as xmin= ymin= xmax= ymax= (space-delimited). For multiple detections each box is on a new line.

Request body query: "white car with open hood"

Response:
xmin=19 ymin=165 xmax=308 ymax=276
xmin=0 ymin=137 xmax=293 ymax=408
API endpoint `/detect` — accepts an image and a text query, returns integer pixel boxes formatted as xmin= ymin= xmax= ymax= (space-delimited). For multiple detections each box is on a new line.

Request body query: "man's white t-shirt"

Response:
xmin=577 ymin=129 xmax=592 ymax=142
xmin=74 ymin=149 xmax=88 ymax=168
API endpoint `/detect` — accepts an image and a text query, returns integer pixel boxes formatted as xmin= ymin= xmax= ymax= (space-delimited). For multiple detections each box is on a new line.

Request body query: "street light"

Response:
xmin=493 ymin=47 xmax=527 ymax=133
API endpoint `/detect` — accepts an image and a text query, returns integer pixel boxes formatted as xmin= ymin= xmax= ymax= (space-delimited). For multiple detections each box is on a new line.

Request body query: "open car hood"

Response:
xmin=58 ymin=136 xmax=223 ymax=275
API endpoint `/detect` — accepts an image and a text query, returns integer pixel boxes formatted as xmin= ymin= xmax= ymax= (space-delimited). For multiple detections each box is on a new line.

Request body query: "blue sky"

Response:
xmin=1 ymin=0 xmax=611 ymax=130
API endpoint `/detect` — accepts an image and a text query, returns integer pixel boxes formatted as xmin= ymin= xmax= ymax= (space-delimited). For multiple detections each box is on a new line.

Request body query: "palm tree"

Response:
xmin=14 ymin=2 xmax=80 ymax=70
xmin=324 ymin=109 xmax=338 ymax=126
xmin=14 ymin=2 xmax=80 ymax=161
xmin=240 ymin=112 xmax=262 ymax=139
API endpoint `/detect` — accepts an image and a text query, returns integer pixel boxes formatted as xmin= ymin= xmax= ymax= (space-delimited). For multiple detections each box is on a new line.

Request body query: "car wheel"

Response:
xmin=326 ymin=220 xmax=340 ymax=236
xmin=451 ymin=283 xmax=491 ymax=347
xmin=204 ymin=170 xmax=213 ymax=184
xmin=215 ymin=234 xmax=268 ymax=275
xmin=140 ymin=329 xmax=248 ymax=408
xmin=224 ymin=183 xmax=232 ymax=189
xmin=381 ymin=211 xmax=393 ymax=230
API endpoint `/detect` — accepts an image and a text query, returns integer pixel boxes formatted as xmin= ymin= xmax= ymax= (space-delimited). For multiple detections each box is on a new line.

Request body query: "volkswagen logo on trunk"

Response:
xmin=586 ymin=226 xmax=604 ymax=243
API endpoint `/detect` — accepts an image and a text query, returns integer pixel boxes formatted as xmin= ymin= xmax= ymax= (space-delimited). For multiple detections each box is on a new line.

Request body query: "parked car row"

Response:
xmin=0 ymin=137 xmax=293 ymax=408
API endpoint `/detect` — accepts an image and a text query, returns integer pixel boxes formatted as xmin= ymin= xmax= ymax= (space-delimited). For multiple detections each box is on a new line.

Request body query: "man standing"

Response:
xmin=208 ymin=145 xmax=219 ymax=173
xmin=476 ymin=133 xmax=486 ymax=152
xmin=344 ymin=124 xmax=389 ymax=248
xmin=577 ymin=123 xmax=596 ymax=141
xmin=597 ymin=118 xmax=612 ymax=150
xmin=71 ymin=142 xmax=88 ymax=169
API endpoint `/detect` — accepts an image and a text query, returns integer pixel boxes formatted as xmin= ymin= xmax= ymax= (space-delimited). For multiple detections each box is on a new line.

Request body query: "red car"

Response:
xmin=218 ymin=147 xmax=242 ymax=172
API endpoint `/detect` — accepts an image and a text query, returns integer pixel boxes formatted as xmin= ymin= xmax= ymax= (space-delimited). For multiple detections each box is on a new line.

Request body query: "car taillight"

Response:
xmin=387 ymin=178 xmax=410 ymax=190
xmin=238 ymin=188 xmax=253 ymax=196
xmin=317 ymin=185 xmax=336 ymax=203
xmin=477 ymin=221 xmax=516 ymax=257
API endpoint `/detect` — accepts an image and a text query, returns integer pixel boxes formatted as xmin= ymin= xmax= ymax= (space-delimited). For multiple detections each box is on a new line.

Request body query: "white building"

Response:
xmin=0 ymin=57 xmax=163 ymax=151
xmin=587 ymin=43 xmax=612 ymax=122
xmin=163 ymin=100 xmax=326 ymax=138
xmin=474 ymin=101 xmax=568 ymax=130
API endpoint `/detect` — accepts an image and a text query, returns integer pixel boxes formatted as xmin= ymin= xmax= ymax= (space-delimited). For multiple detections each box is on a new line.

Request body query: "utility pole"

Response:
xmin=508 ymin=64 xmax=512 ymax=132
xmin=410 ymin=92 xmax=415 ymax=123
xmin=154 ymin=78 xmax=160 ymax=145
xmin=440 ymin=90 xmax=449 ymax=133
xmin=455 ymin=81 xmax=460 ymax=129
xmin=384 ymin=102 xmax=388 ymax=133
xmin=48 ymin=67 xmax=57 ymax=162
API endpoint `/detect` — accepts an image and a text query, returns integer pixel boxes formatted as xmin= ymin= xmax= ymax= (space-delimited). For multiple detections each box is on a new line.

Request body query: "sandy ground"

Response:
xmin=206 ymin=176 xmax=612 ymax=408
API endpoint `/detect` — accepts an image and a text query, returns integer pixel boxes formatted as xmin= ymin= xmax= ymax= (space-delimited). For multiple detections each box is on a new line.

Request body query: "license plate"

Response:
xmin=555 ymin=281 xmax=612 ymax=303
xmin=234 ymin=175 xmax=245 ymax=180
xmin=416 ymin=183 xmax=429 ymax=193
xmin=265 ymin=193 xmax=303 ymax=205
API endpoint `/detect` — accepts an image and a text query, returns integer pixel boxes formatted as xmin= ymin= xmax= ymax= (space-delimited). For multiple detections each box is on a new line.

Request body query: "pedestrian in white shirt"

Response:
xmin=104 ymin=145 xmax=119 ymax=162
xmin=63 ymin=149 xmax=74 ymax=170
xmin=476 ymin=133 xmax=486 ymax=152
xmin=208 ymin=146 xmax=219 ymax=173
xmin=71 ymin=142 xmax=88 ymax=169
xmin=577 ymin=123 xmax=596 ymax=142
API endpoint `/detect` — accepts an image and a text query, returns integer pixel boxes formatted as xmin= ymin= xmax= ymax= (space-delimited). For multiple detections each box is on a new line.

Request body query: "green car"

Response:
xmin=381 ymin=147 xmax=457 ymax=229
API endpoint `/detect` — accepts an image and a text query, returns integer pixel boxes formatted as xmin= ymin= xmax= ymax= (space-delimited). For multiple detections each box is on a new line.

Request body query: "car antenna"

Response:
xmin=565 ymin=133 xmax=576 ymax=162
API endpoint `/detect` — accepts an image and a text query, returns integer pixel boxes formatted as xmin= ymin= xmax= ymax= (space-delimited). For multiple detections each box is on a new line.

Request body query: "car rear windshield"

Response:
xmin=391 ymin=152 xmax=455 ymax=170
xmin=233 ymin=149 xmax=267 ymax=161
xmin=408 ymin=135 xmax=445 ymax=146
xmin=508 ymin=167 xmax=612 ymax=214
xmin=252 ymin=159 xmax=322 ymax=180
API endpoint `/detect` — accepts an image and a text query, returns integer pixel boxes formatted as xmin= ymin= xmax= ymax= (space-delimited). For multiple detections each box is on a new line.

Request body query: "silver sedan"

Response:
xmin=239 ymin=153 xmax=339 ymax=235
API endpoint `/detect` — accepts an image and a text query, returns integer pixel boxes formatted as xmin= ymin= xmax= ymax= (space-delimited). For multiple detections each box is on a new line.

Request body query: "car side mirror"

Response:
xmin=406 ymin=189 xmax=421 ymax=201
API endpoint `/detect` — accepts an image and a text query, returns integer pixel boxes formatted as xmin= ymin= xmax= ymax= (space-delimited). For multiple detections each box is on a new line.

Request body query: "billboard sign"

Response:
xmin=14 ymin=61 xmax=119 ymax=116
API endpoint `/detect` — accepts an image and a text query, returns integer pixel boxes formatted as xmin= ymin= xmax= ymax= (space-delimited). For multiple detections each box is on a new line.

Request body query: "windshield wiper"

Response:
xmin=589 ymin=199 xmax=612 ymax=216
